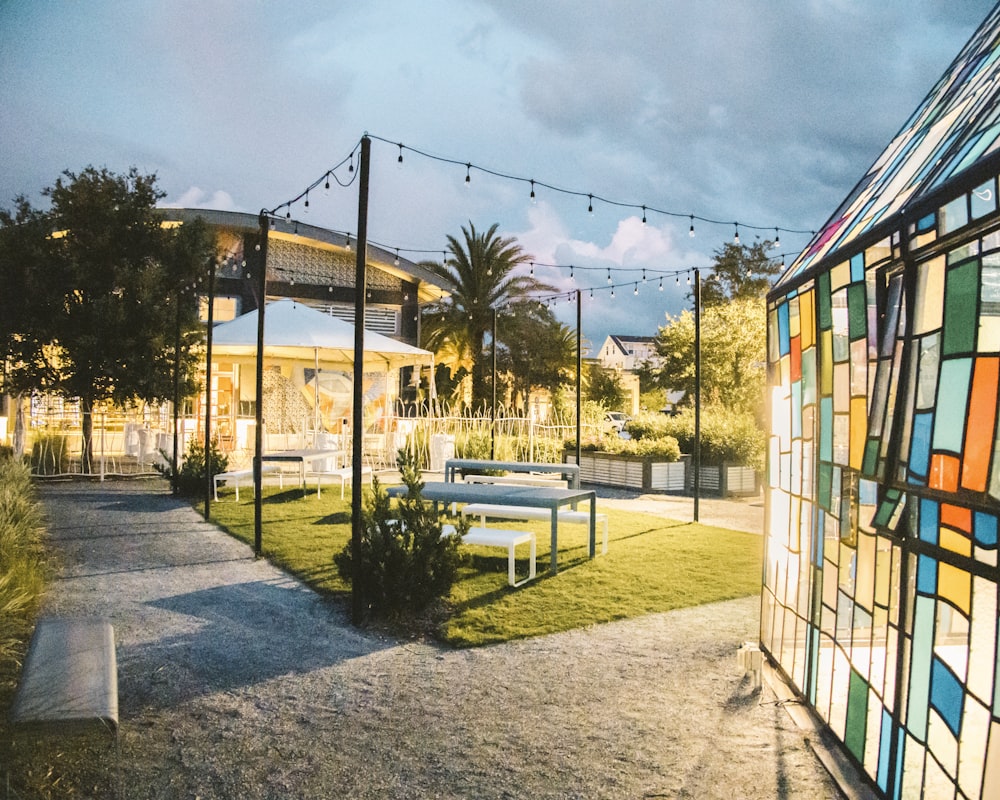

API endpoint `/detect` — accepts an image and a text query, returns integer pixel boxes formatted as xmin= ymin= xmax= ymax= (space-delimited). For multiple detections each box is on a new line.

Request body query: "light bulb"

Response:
xmin=530 ymin=180 xmax=536 ymax=205
xmin=641 ymin=206 xmax=647 ymax=224
xmin=397 ymin=144 xmax=404 ymax=167
xmin=304 ymin=192 xmax=309 ymax=212
xmin=689 ymin=216 xmax=695 ymax=238
xmin=633 ymin=283 xmax=638 ymax=296
xmin=607 ymin=268 xmax=612 ymax=284
xmin=658 ymin=278 xmax=663 ymax=291
xmin=734 ymin=224 xmax=740 ymax=245
xmin=394 ymin=249 xmax=400 ymax=266
xmin=465 ymin=163 xmax=471 ymax=186
xmin=324 ymin=173 xmax=330 ymax=194
xmin=588 ymin=194 xmax=594 ymax=215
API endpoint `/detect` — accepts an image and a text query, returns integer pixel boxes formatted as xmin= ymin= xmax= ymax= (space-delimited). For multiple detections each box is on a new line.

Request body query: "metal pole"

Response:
xmin=172 ymin=290 xmax=181 ymax=495
xmin=253 ymin=212 xmax=269 ymax=557
xmin=693 ymin=268 xmax=701 ymax=522
xmin=351 ymin=135 xmax=372 ymax=626
xmin=490 ymin=306 xmax=497 ymax=460
xmin=203 ymin=256 xmax=216 ymax=521
xmin=575 ymin=289 xmax=582 ymax=469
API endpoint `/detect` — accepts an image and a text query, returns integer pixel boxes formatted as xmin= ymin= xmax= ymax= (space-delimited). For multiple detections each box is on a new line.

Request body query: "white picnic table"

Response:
xmin=261 ymin=448 xmax=342 ymax=490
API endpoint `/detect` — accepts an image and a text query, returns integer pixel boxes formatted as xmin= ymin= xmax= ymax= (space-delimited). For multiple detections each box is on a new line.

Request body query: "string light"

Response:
xmin=304 ymin=191 xmax=309 ymax=212
xmin=529 ymin=179 xmax=536 ymax=204
xmin=658 ymin=277 xmax=663 ymax=291
xmin=269 ymin=134 xmax=816 ymax=245
xmin=345 ymin=233 xmax=351 ymax=252
xmin=569 ymin=264 xmax=574 ymax=279
xmin=324 ymin=173 xmax=330 ymax=193
xmin=633 ymin=282 xmax=639 ymax=296
xmin=642 ymin=268 xmax=647 ymax=283
xmin=394 ymin=248 xmax=400 ymax=266
xmin=607 ymin=268 xmax=612 ymax=284
xmin=774 ymin=228 xmax=781 ymax=249
xmin=734 ymin=223 xmax=740 ymax=245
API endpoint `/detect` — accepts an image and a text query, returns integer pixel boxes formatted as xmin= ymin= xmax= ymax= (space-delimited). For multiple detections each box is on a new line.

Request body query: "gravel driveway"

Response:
xmin=23 ymin=479 xmax=844 ymax=799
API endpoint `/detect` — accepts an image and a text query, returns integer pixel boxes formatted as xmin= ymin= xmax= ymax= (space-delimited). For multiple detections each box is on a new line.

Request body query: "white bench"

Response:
xmin=461 ymin=474 xmax=568 ymax=488
xmin=460 ymin=503 xmax=608 ymax=555
xmin=10 ymin=617 xmax=118 ymax=735
xmin=213 ymin=464 xmax=283 ymax=501
xmin=310 ymin=466 xmax=373 ymax=499
xmin=442 ymin=524 xmax=537 ymax=587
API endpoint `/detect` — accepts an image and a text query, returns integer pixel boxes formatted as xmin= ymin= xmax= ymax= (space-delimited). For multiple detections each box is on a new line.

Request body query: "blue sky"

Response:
xmin=0 ymin=0 xmax=995 ymax=350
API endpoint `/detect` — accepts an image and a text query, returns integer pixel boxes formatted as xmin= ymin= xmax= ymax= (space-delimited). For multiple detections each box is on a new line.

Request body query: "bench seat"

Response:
xmin=442 ymin=524 xmax=537 ymax=587
xmin=461 ymin=474 xmax=568 ymax=488
xmin=309 ymin=466 xmax=373 ymax=499
xmin=10 ymin=617 xmax=118 ymax=735
xmin=460 ymin=503 xmax=608 ymax=555
xmin=213 ymin=464 xmax=283 ymax=501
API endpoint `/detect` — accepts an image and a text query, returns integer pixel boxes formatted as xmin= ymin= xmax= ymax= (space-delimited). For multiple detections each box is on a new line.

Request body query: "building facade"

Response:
xmin=764 ymin=8 xmax=1000 ymax=798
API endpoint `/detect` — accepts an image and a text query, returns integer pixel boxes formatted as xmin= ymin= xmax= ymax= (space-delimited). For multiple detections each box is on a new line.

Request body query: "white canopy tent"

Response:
xmin=211 ymin=298 xmax=433 ymax=372
xmin=208 ymin=299 xmax=435 ymax=449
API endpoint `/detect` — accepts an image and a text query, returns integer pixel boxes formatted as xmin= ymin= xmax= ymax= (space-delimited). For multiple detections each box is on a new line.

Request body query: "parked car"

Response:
xmin=604 ymin=411 xmax=630 ymax=433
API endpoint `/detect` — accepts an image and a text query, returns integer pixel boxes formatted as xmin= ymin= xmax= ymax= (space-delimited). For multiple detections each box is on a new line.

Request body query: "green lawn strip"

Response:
xmin=204 ymin=486 xmax=762 ymax=647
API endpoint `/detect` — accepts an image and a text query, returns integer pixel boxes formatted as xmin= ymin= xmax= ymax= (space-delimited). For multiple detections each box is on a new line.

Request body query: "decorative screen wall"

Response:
xmin=765 ymin=8 xmax=1000 ymax=798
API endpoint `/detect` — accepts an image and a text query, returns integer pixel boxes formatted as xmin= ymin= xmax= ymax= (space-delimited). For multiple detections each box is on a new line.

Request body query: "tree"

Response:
xmin=698 ymin=239 xmax=781 ymax=307
xmin=0 ymin=167 xmax=214 ymax=471
xmin=420 ymin=222 xmax=553 ymax=409
xmin=652 ymin=295 xmax=766 ymax=419
xmin=585 ymin=363 xmax=627 ymax=410
xmin=497 ymin=303 xmax=578 ymax=412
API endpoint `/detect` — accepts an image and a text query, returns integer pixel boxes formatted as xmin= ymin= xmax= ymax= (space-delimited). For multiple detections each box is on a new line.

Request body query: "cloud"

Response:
xmin=162 ymin=187 xmax=240 ymax=211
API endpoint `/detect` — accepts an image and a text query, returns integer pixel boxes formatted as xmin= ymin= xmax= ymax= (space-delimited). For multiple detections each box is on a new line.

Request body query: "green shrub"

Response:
xmin=657 ymin=407 xmax=765 ymax=470
xmin=29 ymin=431 xmax=70 ymax=475
xmin=0 ymin=456 xmax=46 ymax=663
xmin=156 ymin=437 xmax=229 ymax=496
xmin=334 ymin=452 xmax=465 ymax=618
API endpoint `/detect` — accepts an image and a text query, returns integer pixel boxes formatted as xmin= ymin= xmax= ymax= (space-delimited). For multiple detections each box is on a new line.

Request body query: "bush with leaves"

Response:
xmin=335 ymin=452 xmax=465 ymax=618
xmin=656 ymin=407 xmax=765 ymax=470
xmin=0 ymin=455 xmax=46 ymax=663
xmin=155 ymin=436 xmax=228 ymax=496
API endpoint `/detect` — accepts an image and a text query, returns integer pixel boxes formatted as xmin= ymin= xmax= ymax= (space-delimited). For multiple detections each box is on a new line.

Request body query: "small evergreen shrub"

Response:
xmin=156 ymin=437 xmax=229 ymax=496
xmin=334 ymin=452 xmax=465 ymax=618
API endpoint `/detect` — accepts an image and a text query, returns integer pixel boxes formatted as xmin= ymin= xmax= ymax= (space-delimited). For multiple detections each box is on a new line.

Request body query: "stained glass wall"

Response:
xmin=765 ymin=183 xmax=1000 ymax=798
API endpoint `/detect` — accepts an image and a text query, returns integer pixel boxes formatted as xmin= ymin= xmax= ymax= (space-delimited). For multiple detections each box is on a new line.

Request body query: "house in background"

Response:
xmin=596 ymin=334 xmax=658 ymax=372
xmin=595 ymin=334 xmax=659 ymax=414
xmin=764 ymin=6 xmax=1000 ymax=798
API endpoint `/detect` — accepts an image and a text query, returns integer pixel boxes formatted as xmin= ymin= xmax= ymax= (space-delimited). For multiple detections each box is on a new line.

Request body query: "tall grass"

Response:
xmin=0 ymin=456 xmax=47 ymax=662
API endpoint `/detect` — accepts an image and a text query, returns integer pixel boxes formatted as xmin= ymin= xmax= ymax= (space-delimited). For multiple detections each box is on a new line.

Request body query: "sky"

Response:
xmin=1 ymin=0 xmax=996 ymax=352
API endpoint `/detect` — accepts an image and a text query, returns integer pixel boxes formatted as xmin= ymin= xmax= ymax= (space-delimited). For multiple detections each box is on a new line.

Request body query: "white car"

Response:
xmin=604 ymin=411 xmax=630 ymax=433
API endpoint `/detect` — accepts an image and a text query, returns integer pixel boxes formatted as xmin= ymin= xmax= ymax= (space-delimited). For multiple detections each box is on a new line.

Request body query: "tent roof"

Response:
xmin=211 ymin=299 xmax=433 ymax=371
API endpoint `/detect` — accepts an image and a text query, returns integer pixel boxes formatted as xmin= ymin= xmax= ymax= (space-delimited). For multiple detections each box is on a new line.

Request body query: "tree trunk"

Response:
xmin=81 ymin=396 xmax=94 ymax=474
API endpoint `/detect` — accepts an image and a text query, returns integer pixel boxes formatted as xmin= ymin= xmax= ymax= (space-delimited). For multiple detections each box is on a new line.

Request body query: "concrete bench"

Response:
xmin=460 ymin=503 xmax=609 ymax=555
xmin=10 ymin=617 xmax=118 ymax=735
xmin=442 ymin=524 xmax=537 ymax=587
xmin=213 ymin=464 xmax=283 ymax=501
xmin=310 ymin=466 xmax=373 ymax=499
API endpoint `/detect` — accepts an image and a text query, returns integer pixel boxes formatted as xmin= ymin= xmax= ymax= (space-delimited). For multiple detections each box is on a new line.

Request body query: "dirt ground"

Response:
xmin=1 ymin=479 xmax=845 ymax=799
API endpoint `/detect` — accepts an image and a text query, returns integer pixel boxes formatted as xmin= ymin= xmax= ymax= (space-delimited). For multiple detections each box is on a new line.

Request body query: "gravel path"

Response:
xmin=26 ymin=479 xmax=842 ymax=799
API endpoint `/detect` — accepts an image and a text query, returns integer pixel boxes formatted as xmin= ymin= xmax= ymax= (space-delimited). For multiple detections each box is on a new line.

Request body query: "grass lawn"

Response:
xmin=204 ymin=484 xmax=763 ymax=647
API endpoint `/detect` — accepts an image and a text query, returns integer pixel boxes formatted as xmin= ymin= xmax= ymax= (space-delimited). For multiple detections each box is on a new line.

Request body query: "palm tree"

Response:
xmin=421 ymin=222 xmax=554 ymax=409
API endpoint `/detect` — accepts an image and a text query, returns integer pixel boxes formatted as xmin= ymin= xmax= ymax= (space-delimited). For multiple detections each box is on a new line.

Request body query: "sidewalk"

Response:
xmin=14 ymin=479 xmax=841 ymax=799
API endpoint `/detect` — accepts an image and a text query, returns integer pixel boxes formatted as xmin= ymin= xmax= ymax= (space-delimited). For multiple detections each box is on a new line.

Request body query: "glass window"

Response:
xmin=940 ymin=194 xmax=969 ymax=235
